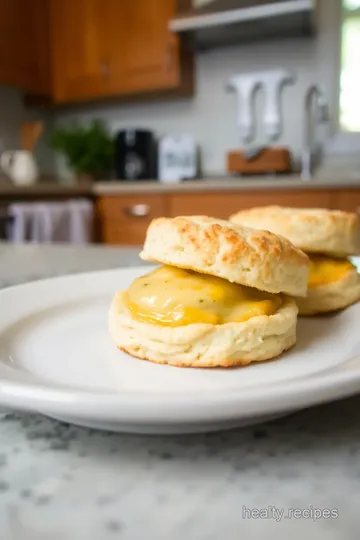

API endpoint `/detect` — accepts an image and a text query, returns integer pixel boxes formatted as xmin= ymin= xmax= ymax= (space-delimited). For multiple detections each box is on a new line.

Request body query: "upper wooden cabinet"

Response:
xmin=0 ymin=0 xmax=51 ymax=95
xmin=50 ymin=0 xmax=112 ymax=102
xmin=50 ymin=0 xmax=193 ymax=104
xmin=107 ymin=0 xmax=184 ymax=96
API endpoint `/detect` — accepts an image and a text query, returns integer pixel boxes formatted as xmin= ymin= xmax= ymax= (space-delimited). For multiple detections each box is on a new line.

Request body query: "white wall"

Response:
xmin=0 ymin=85 xmax=55 ymax=175
xmin=55 ymin=36 xmax=317 ymax=179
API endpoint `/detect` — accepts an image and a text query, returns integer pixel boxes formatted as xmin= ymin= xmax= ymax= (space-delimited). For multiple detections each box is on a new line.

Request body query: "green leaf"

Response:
xmin=49 ymin=120 xmax=115 ymax=177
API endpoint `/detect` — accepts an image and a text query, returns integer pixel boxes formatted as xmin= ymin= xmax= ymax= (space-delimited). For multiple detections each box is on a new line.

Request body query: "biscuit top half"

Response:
xmin=230 ymin=206 xmax=360 ymax=257
xmin=140 ymin=215 xmax=309 ymax=297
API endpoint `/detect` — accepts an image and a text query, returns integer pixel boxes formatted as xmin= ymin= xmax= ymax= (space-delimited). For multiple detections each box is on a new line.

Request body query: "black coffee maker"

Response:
xmin=114 ymin=129 xmax=156 ymax=180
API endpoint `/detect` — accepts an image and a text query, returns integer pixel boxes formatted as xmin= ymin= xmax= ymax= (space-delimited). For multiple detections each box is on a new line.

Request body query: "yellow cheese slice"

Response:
xmin=124 ymin=265 xmax=282 ymax=327
xmin=308 ymin=255 xmax=355 ymax=288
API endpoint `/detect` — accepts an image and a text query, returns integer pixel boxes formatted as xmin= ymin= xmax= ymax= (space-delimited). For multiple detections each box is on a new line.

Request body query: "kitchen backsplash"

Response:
xmin=54 ymin=37 xmax=317 ymax=179
xmin=0 ymin=86 xmax=55 ymax=176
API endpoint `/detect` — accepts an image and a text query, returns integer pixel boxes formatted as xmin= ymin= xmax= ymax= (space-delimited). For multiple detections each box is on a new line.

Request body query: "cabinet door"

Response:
xmin=98 ymin=194 xmax=168 ymax=245
xmin=0 ymin=0 xmax=50 ymax=94
xmin=330 ymin=189 xmax=360 ymax=213
xmin=51 ymin=0 xmax=111 ymax=103
xmin=107 ymin=0 xmax=181 ymax=95
xmin=170 ymin=190 xmax=333 ymax=219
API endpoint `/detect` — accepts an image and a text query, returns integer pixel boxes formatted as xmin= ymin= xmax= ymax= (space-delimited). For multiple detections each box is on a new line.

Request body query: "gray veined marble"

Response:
xmin=0 ymin=243 xmax=359 ymax=540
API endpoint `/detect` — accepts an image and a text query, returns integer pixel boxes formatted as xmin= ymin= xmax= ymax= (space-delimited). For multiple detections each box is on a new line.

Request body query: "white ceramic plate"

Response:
xmin=1 ymin=265 xmax=360 ymax=434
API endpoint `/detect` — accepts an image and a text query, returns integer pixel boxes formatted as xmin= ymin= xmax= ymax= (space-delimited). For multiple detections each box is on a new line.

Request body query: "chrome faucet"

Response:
xmin=300 ymin=85 xmax=329 ymax=181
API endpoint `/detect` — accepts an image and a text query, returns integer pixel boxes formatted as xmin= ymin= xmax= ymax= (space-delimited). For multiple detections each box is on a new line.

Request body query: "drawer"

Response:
xmin=170 ymin=190 xmax=333 ymax=219
xmin=329 ymin=189 xmax=360 ymax=213
xmin=97 ymin=195 xmax=168 ymax=245
xmin=98 ymin=194 xmax=167 ymax=220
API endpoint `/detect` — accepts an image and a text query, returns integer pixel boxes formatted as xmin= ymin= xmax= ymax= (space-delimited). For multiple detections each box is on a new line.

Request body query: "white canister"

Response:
xmin=158 ymin=134 xmax=197 ymax=183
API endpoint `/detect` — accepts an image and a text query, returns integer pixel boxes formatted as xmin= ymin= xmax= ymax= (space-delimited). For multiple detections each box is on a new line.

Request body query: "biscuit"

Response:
xmin=140 ymin=216 xmax=309 ymax=297
xmin=296 ymin=267 xmax=360 ymax=315
xmin=109 ymin=292 xmax=298 ymax=367
xmin=229 ymin=206 xmax=360 ymax=257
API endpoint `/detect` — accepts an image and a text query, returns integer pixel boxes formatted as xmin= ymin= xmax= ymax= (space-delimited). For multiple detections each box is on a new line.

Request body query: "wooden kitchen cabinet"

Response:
xmin=97 ymin=194 xmax=169 ymax=245
xmin=97 ymin=189 xmax=336 ymax=245
xmin=330 ymin=189 xmax=360 ymax=213
xmin=0 ymin=0 xmax=51 ymax=95
xmin=107 ymin=0 xmax=190 ymax=96
xmin=50 ymin=0 xmax=112 ymax=103
xmin=170 ymin=190 xmax=333 ymax=219
xmin=51 ymin=0 xmax=193 ymax=104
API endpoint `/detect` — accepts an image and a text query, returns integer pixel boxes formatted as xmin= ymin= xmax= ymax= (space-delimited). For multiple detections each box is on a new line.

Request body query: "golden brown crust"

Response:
xmin=140 ymin=216 xmax=309 ymax=297
xmin=230 ymin=206 xmax=360 ymax=257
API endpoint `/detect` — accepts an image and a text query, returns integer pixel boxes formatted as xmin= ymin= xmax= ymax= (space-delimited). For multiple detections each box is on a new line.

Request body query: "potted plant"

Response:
xmin=50 ymin=120 xmax=114 ymax=183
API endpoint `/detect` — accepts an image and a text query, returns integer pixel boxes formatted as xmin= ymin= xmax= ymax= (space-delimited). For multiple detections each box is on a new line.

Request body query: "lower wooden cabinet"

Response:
xmin=169 ymin=190 xmax=333 ymax=219
xmin=97 ymin=187 xmax=360 ymax=245
xmin=97 ymin=194 xmax=168 ymax=245
xmin=330 ymin=189 xmax=360 ymax=213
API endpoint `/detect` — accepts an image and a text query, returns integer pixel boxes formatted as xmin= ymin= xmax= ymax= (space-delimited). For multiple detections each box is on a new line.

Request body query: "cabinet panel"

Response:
xmin=98 ymin=194 xmax=168 ymax=245
xmin=0 ymin=0 xmax=50 ymax=94
xmin=98 ymin=188 xmax=339 ymax=246
xmin=51 ymin=0 xmax=192 ymax=103
xmin=107 ymin=0 xmax=181 ymax=95
xmin=170 ymin=190 xmax=333 ymax=219
xmin=330 ymin=189 xmax=360 ymax=213
xmin=51 ymin=0 xmax=110 ymax=102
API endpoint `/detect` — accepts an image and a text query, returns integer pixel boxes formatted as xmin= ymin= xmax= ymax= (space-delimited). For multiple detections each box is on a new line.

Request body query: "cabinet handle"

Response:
xmin=165 ymin=42 xmax=175 ymax=71
xmin=100 ymin=59 xmax=110 ymax=78
xmin=123 ymin=204 xmax=151 ymax=217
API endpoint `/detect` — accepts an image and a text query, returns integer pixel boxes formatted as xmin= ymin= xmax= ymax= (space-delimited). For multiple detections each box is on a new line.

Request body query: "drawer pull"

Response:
xmin=124 ymin=204 xmax=150 ymax=217
xmin=165 ymin=42 xmax=175 ymax=71
xmin=100 ymin=58 xmax=110 ymax=78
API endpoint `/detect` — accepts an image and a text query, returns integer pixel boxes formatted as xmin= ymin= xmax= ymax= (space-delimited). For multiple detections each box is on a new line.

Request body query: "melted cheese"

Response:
xmin=123 ymin=265 xmax=282 ymax=327
xmin=308 ymin=255 xmax=355 ymax=288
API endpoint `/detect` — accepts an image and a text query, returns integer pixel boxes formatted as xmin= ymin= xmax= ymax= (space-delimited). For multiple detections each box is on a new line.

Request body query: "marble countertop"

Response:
xmin=0 ymin=243 xmax=359 ymax=540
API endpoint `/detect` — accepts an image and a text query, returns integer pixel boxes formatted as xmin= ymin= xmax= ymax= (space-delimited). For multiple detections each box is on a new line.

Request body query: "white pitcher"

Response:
xmin=1 ymin=150 xmax=39 ymax=185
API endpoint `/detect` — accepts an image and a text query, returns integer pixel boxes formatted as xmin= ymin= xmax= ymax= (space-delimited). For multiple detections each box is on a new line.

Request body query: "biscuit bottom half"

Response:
xmin=297 ymin=255 xmax=360 ymax=316
xmin=108 ymin=266 xmax=298 ymax=368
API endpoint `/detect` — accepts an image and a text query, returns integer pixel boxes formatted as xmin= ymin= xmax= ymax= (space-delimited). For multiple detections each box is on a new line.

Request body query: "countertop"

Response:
xmin=94 ymin=174 xmax=360 ymax=194
xmin=0 ymin=181 xmax=93 ymax=199
xmin=0 ymin=243 xmax=360 ymax=540
xmin=2 ymin=172 xmax=360 ymax=199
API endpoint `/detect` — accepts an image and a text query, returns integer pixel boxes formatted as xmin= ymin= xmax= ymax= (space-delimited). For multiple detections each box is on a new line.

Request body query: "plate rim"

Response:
xmin=1 ymin=364 xmax=360 ymax=423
